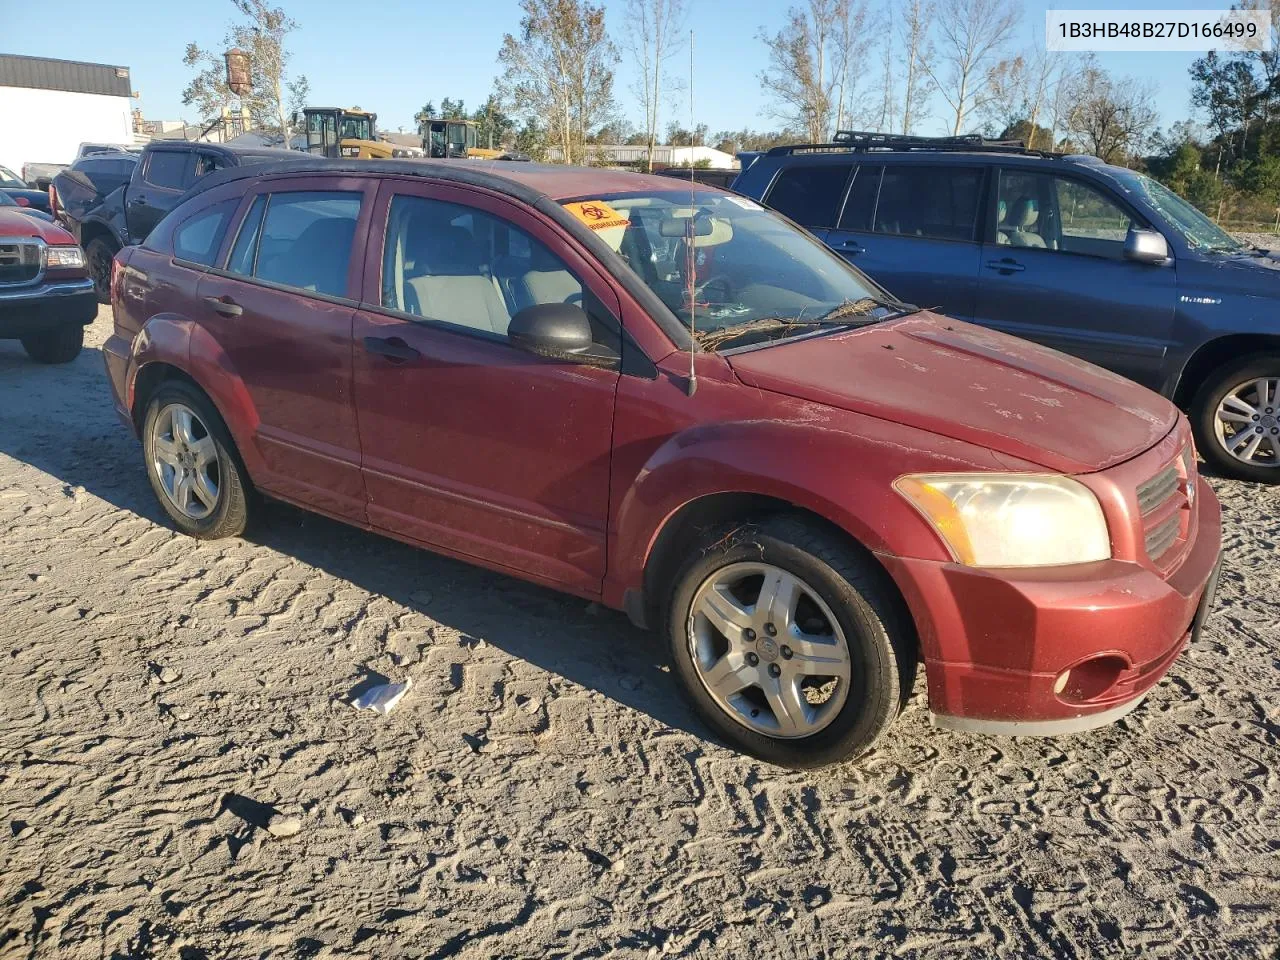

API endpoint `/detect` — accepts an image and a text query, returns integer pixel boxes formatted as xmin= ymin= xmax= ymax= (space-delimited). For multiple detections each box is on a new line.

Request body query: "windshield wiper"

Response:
xmin=694 ymin=313 xmax=879 ymax=351
xmin=816 ymin=296 xmax=920 ymax=322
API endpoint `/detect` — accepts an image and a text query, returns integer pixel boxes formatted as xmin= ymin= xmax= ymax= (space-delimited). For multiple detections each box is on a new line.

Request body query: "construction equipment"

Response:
xmin=301 ymin=108 xmax=394 ymax=160
xmin=421 ymin=118 xmax=504 ymax=160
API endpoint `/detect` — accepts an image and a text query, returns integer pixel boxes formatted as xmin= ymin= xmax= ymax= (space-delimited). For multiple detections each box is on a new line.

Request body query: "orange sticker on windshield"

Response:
xmin=564 ymin=200 xmax=630 ymax=231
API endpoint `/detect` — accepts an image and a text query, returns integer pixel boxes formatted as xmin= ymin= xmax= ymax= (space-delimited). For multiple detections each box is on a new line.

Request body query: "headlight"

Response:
xmin=894 ymin=473 xmax=1111 ymax=567
xmin=45 ymin=245 xmax=85 ymax=269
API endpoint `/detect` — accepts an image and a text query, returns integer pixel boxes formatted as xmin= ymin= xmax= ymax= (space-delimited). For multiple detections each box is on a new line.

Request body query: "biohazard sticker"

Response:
xmin=564 ymin=200 xmax=630 ymax=231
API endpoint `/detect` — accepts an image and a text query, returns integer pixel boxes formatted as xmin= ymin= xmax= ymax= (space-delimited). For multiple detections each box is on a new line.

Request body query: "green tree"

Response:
xmin=182 ymin=0 xmax=308 ymax=138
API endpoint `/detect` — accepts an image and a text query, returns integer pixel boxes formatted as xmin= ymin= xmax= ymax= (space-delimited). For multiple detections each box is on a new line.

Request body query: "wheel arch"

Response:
xmin=1172 ymin=333 xmax=1280 ymax=408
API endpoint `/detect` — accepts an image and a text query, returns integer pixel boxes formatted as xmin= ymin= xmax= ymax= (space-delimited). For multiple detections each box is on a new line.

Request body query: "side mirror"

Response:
xmin=508 ymin=303 xmax=594 ymax=359
xmin=1124 ymin=228 xmax=1170 ymax=264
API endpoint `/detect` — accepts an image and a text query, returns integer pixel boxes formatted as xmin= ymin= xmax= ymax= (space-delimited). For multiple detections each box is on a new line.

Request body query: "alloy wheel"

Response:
xmin=686 ymin=561 xmax=852 ymax=739
xmin=1214 ymin=376 xmax=1280 ymax=468
xmin=150 ymin=403 xmax=221 ymax=520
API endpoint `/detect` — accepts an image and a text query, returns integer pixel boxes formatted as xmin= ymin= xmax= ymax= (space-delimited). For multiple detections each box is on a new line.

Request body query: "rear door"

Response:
xmin=128 ymin=149 xmax=195 ymax=241
xmin=195 ymin=175 xmax=375 ymax=522
xmin=822 ymin=162 xmax=984 ymax=318
xmin=350 ymin=179 xmax=623 ymax=593
xmin=759 ymin=160 xmax=853 ymax=243
xmin=973 ymin=167 xmax=1176 ymax=389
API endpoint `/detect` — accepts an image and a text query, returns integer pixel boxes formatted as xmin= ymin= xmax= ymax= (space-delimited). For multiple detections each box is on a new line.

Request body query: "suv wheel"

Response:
xmin=1191 ymin=354 xmax=1280 ymax=483
xmin=21 ymin=325 xmax=83 ymax=364
xmin=86 ymin=237 xmax=117 ymax=304
xmin=665 ymin=515 xmax=915 ymax=768
xmin=142 ymin=382 xmax=252 ymax=538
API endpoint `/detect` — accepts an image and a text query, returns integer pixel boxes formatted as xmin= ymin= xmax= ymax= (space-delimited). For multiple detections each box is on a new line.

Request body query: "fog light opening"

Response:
xmin=1054 ymin=655 xmax=1129 ymax=705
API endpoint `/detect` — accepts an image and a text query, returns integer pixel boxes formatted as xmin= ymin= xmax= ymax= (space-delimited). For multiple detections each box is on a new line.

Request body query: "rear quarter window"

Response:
xmin=764 ymin=163 xmax=853 ymax=229
xmin=172 ymin=199 xmax=239 ymax=266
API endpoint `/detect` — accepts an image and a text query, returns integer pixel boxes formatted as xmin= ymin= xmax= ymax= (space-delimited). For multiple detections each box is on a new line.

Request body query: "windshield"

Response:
xmin=0 ymin=166 xmax=25 ymax=188
xmin=340 ymin=114 xmax=372 ymax=141
xmin=561 ymin=190 xmax=903 ymax=344
xmin=1115 ymin=170 xmax=1242 ymax=253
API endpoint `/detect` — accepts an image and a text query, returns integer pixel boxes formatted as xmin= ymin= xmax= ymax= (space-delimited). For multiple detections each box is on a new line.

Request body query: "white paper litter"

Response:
xmin=351 ymin=677 xmax=412 ymax=715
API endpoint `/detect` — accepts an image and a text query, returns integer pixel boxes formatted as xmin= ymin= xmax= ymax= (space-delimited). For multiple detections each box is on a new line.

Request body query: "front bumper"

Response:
xmin=881 ymin=476 xmax=1222 ymax=735
xmin=0 ymin=278 xmax=96 ymax=337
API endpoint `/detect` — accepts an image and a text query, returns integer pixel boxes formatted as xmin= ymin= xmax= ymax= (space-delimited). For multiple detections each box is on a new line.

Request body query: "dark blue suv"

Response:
xmin=734 ymin=132 xmax=1280 ymax=483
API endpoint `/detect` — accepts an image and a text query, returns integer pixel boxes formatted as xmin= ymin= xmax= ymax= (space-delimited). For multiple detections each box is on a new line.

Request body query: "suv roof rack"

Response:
xmin=766 ymin=130 xmax=1062 ymax=159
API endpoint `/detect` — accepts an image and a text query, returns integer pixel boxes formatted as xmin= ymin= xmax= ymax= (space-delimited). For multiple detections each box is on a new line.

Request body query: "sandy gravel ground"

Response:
xmin=1 ymin=308 xmax=1278 ymax=959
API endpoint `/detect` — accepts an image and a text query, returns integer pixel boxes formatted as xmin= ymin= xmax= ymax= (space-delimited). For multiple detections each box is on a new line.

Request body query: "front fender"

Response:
xmin=607 ymin=414 xmax=1010 ymax=603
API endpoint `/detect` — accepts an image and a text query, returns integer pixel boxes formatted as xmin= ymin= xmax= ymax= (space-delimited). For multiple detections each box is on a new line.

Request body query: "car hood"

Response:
xmin=0 ymin=208 xmax=74 ymax=243
xmin=726 ymin=312 xmax=1177 ymax=474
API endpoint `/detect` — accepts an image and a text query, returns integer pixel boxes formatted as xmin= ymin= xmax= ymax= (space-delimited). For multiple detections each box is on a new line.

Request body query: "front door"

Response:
xmin=352 ymin=180 xmax=622 ymax=593
xmin=195 ymin=176 xmax=375 ymax=521
xmin=973 ymin=167 xmax=1177 ymax=390
xmin=822 ymin=163 xmax=985 ymax=319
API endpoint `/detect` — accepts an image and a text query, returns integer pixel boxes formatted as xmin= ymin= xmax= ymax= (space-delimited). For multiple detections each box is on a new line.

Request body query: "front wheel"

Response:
xmin=21 ymin=325 xmax=83 ymax=364
xmin=665 ymin=515 xmax=915 ymax=769
xmin=1191 ymin=354 xmax=1280 ymax=483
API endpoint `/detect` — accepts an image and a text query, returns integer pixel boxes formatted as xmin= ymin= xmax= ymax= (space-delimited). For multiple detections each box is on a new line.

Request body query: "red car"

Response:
xmin=0 ymin=206 xmax=96 ymax=362
xmin=103 ymin=161 xmax=1222 ymax=767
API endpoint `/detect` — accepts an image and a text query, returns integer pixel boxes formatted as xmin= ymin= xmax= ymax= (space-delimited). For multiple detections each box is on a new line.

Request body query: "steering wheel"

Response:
xmin=691 ymin=274 xmax=734 ymax=303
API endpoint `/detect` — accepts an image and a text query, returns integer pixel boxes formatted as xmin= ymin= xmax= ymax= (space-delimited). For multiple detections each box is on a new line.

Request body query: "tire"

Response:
xmin=21 ymin=325 xmax=83 ymax=364
xmin=86 ymin=237 xmax=117 ymax=304
xmin=141 ymin=381 xmax=252 ymax=539
xmin=664 ymin=515 xmax=916 ymax=769
xmin=1190 ymin=353 xmax=1280 ymax=483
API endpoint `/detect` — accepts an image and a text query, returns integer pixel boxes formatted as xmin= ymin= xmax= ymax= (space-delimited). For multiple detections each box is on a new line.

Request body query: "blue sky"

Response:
xmin=1 ymin=0 xmax=1241 ymax=139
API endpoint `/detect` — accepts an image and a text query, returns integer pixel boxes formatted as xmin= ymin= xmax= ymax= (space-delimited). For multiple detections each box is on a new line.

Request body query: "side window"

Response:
xmin=173 ymin=199 xmax=237 ymax=266
xmin=234 ymin=191 xmax=362 ymax=297
xmin=1055 ymin=178 xmax=1135 ymax=258
xmin=764 ymin=164 xmax=853 ymax=229
xmin=381 ymin=194 xmax=584 ymax=340
xmin=838 ymin=165 xmax=881 ymax=232
xmin=874 ymin=166 xmax=982 ymax=241
xmin=228 ymin=195 xmax=267 ymax=275
xmin=194 ymin=153 xmax=228 ymax=179
xmin=144 ymin=151 xmax=190 ymax=190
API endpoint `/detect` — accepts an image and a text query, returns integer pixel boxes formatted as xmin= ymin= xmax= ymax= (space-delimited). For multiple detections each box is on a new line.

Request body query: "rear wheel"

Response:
xmin=142 ymin=382 xmax=251 ymax=539
xmin=21 ymin=325 xmax=83 ymax=364
xmin=1191 ymin=354 xmax=1280 ymax=483
xmin=665 ymin=515 xmax=915 ymax=769
xmin=86 ymin=237 xmax=117 ymax=304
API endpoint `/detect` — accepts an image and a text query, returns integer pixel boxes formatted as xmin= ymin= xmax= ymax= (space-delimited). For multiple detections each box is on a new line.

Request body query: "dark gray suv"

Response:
xmin=734 ymin=132 xmax=1280 ymax=483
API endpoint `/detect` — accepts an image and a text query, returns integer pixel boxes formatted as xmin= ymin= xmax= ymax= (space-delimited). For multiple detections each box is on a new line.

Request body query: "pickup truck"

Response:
xmin=53 ymin=141 xmax=293 ymax=300
xmin=0 ymin=207 xmax=96 ymax=363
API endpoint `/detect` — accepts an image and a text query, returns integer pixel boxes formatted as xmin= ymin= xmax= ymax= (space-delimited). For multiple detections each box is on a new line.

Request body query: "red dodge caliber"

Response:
xmin=103 ymin=160 xmax=1222 ymax=767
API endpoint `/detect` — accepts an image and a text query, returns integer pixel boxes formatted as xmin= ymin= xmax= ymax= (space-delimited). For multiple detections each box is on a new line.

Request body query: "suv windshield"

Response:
xmin=561 ymin=190 xmax=910 ymax=347
xmin=1115 ymin=170 xmax=1242 ymax=254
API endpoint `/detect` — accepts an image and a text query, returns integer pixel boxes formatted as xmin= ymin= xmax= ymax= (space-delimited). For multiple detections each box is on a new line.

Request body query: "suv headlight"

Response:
xmin=894 ymin=474 xmax=1111 ymax=567
xmin=46 ymin=245 xmax=85 ymax=269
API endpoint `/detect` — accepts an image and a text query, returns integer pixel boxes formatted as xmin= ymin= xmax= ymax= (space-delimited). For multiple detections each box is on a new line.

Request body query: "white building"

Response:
xmin=545 ymin=143 xmax=739 ymax=169
xmin=0 ymin=54 xmax=134 ymax=175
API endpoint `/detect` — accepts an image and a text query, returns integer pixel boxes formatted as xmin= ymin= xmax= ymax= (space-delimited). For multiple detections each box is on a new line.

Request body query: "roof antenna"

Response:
xmin=684 ymin=28 xmax=698 ymax=397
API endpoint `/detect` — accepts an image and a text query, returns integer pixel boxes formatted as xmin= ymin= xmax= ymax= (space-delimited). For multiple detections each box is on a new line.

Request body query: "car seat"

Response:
xmin=401 ymin=219 xmax=510 ymax=334
xmin=1005 ymin=197 xmax=1046 ymax=248
xmin=495 ymin=243 xmax=582 ymax=313
xmin=265 ymin=217 xmax=355 ymax=296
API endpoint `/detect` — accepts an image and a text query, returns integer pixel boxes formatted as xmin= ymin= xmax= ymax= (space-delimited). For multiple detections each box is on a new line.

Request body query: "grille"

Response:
xmin=1136 ymin=458 xmax=1187 ymax=565
xmin=0 ymin=239 xmax=42 ymax=285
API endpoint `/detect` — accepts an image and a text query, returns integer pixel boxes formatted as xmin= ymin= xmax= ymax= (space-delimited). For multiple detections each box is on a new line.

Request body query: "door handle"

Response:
xmin=832 ymin=238 xmax=864 ymax=255
xmin=985 ymin=258 xmax=1025 ymax=274
xmin=128 ymin=197 xmax=146 ymax=206
xmin=363 ymin=336 xmax=420 ymax=362
xmin=202 ymin=295 xmax=242 ymax=317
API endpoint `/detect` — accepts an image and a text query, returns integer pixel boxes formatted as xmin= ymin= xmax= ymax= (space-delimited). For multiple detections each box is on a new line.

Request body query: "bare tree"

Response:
xmin=923 ymin=0 xmax=1020 ymax=135
xmin=874 ymin=24 xmax=896 ymax=133
xmin=183 ymin=0 xmax=307 ymax=138
xmin=625 ymin=0 xmax=687 ymax=171
xmin=497 ymin=0 xmax=618 ymax=165
xmin=898 ymin=0 xmax=934 ymax=134
xmin=758 ymin=0 xmax=870 ymax=142
xmin=1062 ymin=56 xmax=1158 ymax=163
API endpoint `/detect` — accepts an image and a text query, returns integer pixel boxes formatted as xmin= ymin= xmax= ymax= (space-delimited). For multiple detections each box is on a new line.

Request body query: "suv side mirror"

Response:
xmin=508 ymin=303 xmax=594 ymax=359
xmin=1124 ymin=228 xmax=1170 ymax=264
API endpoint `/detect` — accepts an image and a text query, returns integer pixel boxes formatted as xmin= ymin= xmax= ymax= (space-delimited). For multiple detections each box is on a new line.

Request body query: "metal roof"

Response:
xmin=0 ymin=54 xmax=132 ymax=97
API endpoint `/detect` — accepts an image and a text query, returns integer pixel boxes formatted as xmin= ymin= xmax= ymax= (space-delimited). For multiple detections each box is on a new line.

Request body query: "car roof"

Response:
xmin=761 ymin=149 xmax=1114 ymax=172
xmin=192 ymin=157 xmax=731 ymax=204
